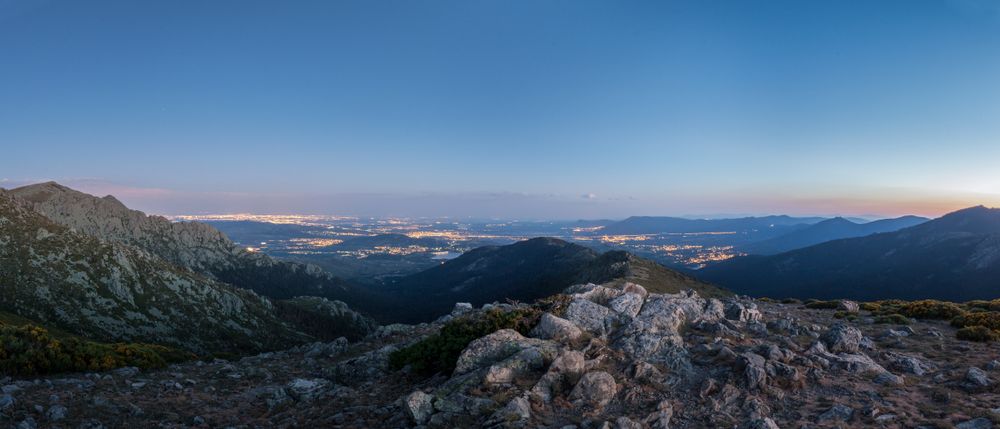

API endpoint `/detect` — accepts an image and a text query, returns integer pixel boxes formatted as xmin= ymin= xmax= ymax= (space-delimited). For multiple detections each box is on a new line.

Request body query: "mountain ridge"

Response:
xmin=697 ymin=206 xmax=1000 ymax=301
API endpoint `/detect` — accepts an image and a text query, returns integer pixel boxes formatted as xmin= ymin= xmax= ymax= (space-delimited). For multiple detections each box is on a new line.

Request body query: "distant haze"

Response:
xmin=3 ymin=1 xmax=999 ymax=218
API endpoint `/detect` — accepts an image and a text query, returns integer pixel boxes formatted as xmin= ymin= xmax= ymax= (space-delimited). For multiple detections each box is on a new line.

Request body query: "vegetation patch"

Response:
xmin=804 ymin=300 xmax=840 ymax=310
xmin=956 ymin=326 xmax=998 ymax=342
xmin=951 ymin=312 xmax=1000 ymax=331
xmin=873 ymin=313 xmax=910 ymax=325
xmin=389 ymin=307 xmax=542 ymax=376
xmin=0 ymin=324 xmax=194 ymax=376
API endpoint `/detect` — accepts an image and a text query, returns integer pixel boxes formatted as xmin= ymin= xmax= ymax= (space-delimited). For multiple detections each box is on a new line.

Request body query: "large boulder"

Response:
xmin=608 ymin=292 xmax=645 ymax=319
xmin=821 ymin=324 xmax=864 ymax=353
xmin=616 ymin=291 xmax=719 ymax=361
xmin=531 ymin=313 xmax=584 ymax=342
xmin=454 ymin=329 xmax=556 ymax=375
xmin=724 ymin=301 xmax=762 ymax=323
xmin=564 ymin=299 xmax=614 ymax=336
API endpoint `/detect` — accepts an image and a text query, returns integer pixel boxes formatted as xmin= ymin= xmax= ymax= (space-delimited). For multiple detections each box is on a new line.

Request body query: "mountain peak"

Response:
xmin=915 ymin=205 xmax=1000 ymax=235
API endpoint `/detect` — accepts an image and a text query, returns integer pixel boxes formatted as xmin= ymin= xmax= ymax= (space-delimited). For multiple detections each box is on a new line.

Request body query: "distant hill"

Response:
xmin=743 ymin=215 xmax=928 ymax=255
xmin=8 ymin=182 xmax=357 ymax=302
xmin=329 ymin=233 xmax=446 ymax=251
xmin=599 ymin=215 xmax=826 ymax=235
xmin=365 ymin=237 xmax=729 ymax=323
xmin=697 ymin=206 xmax=1000 ymax=302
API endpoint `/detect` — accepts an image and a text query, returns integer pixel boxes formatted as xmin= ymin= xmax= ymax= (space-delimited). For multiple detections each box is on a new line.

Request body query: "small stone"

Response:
xmin=15 ymin=418 xmax=36 ymax=429
xmin=570 ymin=371 xmax=618 ymax=407
xmin=404 ymin=391 xmax=434 ymax=424
xmin=192 ymin=416 xmax=206 ymax=426
xmin=46 ymin=404 xmax=68 ymax=421
xmin=837 ymin=300 xmax=860 ymax=313
xmin=0 ymin=394 xmax=15 ymax=410
xmin=739 ymin=418 xmax=780 ymax=429
xmin=873 ymin=372 xmax=904 ymax=386
xmin=986 ymin=360 xmax=1000 ymax=371
xmin=956 ymin=418 xmax=994 ymax=429
xmin=966 ymin=367 xmax=991 ymax=387
xmin=817 ymin=404 xmax=854 ymax=422
xmin=490 ymin=396 xmax=531 ymax=422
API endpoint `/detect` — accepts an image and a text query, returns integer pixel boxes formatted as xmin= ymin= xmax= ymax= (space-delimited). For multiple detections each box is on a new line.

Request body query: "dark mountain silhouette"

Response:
xmin=599 ymin=215 xmax=826 ymax=235
xmin=743 ymin=215 xmax=928 ymax=255
xmin=327 ymin=233 xmax=446 ymax=250
xmin=697 ymin=206 xmax=1000 ymax=302
xmin=362 ymin=237 xmax=729 ymax=323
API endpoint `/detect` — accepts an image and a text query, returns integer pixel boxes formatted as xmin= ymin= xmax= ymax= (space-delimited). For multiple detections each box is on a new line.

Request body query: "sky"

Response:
xmin=2 ymin=0 xmax=1000 ymax=219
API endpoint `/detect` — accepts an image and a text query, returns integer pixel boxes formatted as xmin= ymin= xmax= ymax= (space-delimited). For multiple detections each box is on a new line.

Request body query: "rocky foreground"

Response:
xmin=2 ymin=284 xmax=1000 ymax=428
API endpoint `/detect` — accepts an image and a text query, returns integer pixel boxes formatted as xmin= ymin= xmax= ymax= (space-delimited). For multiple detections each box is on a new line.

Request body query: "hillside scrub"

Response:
xmin=389 ymin=307 xmax=542 ymax=376
xmin=857 ymin=299 xmax=1000 ymax=342
xmin=0 ymin=324 xmax=194 ymax=376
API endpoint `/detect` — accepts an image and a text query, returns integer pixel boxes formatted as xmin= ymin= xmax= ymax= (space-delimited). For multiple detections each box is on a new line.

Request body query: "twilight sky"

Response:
xmin=2 ymin=0 xmax=1000 ymax=219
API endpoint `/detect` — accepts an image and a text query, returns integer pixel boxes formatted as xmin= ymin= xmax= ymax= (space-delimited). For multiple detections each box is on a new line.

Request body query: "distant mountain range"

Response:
xmin=364 ymin=237 xmax=729 ymax=323
xmin=697 ymin=206 xmax=1000 ymax=302
xmin=598 ymin=215 xmax=827 ymax=236
xmin=742 ymin=215 xmax=928 ymax=255
xmin=0 ymin=183 xmax=374 ymax=354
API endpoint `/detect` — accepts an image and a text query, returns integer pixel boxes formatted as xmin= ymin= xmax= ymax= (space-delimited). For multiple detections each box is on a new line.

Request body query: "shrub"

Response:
xmin=956 ymin=326 xmax=998 ymax=342
xmin=951 ymin=312 xmax=1000 ymax=331
xmin=895 ymin=300 xmax=966 ymax=320
xmin=833 ymin=311 xmax=857 ymax=320
xmin=757 ymin=297 xmax=776 ymax=303
xmin=389 ymin=307 xmax=542 ymax=376
xmin=873 ymin=314 xmax=910 ymax=325
xmin=804 ymin=300 xmax=840 ymax=310
xmin=861 ymin=302 xmax=882 ymax=312
xmin=781 ymin=298 xmax=802 ymax=304
xmin=0 ymin=324 xmax=193 ymax=376
xmin=965 ymin=299 xmax=1000 ymax=312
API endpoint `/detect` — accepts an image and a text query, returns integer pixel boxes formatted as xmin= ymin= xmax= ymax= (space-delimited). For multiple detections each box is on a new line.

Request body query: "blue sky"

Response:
xmin=2 ymin=0 xmax=999 ymax=218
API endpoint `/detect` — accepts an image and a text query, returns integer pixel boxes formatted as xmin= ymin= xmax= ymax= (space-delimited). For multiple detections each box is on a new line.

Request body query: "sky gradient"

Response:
xmin=3 ymin=0 xmax=1000 ymax=219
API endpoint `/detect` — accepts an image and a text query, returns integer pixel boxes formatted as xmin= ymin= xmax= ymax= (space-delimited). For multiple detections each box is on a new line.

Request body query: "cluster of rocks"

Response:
xmin=2 ymin=283 xmax=1000 ymax=428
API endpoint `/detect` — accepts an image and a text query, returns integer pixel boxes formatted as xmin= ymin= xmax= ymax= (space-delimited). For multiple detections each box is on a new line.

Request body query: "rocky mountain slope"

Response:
xmin=743 ymin=215 xmax=928 ymax=255
xmin=368 ymin=238 xmax=728 ymax=323
xmin=0 ymin=190 xmax=306 ymax=354
xmin=2 ymin=282 xmax=998 ymax=428
xmin=8 ymin=182 xmax=356 ymax=302
xmin=698 ymin=206 xmax=1000 ymax=302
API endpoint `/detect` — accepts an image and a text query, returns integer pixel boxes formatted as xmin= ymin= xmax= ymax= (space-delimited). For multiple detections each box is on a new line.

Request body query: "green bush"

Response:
xmin=833 ymin=311 xmax=857 ymax=320
xmin=780 ymin=298 xmax=802 ymax=304
xmin=956 ymin=326 xmax=998 ymax=342
xmin=0 ymin=324 xmax=193 ymax=376
xmin=873 ymin=314 xmax=910 ymax=325
xmin=951 ymin=312 xmax=1000 ymax=331
xmin=389 ymin=307 xmax=541 ymax=376
xmin=804 ymin=300 xmax=840 ymax=310
xmin=895 ymin=300 xmax=966 ymax=320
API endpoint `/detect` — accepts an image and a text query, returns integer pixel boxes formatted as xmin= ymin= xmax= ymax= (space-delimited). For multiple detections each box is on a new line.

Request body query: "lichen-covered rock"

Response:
xmin=966 ymin=367 xmax=991 ymax=388
xmin=531 ymin=313 xmax=584 ymax=342
xmin=821 ymin=324 xmax=864 ymax=353
xmin=570 ymin=371 xmax=618 ymax=408
xmin=404 ymin=391 xmax=434 ymax=424
xmin=608 ymin=292 xmax=645 ymax=319
xmin=837 ymin=300 xmax=860 ymax=313
xmin=564 ymin=299 xmax=614 ymax=336
xmin=454 ymin=329 xmax=556 ymax=375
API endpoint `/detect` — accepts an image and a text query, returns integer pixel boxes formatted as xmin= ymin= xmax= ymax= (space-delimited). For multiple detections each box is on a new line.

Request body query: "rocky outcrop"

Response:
xmin=0 ymin=281 xmax=995 ymax=428
xmin=7 ymin=182 xmax=360 ymax=303
xmin=0 ymin=191 xmax=307 ymax=354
